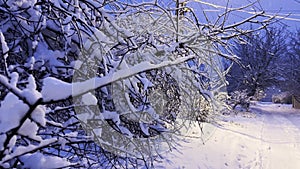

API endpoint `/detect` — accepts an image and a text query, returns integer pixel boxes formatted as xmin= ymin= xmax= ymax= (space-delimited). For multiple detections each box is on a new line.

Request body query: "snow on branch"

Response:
xmin=0 ymin=138 xmax=58 ymax=164
xmin=42 ymin=55 xmax=194 ymax=102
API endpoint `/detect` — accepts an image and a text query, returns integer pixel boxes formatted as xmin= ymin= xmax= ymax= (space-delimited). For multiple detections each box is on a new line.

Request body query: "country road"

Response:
xmin=156 ymin=102 xmax=300 ymax=169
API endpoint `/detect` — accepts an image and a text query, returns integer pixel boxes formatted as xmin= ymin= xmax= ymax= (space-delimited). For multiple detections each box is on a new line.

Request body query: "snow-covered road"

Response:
xmin=156 ymin=103 xmax=300 ymax=169
xmin=250 ymin=104 xmax=300 ymax=169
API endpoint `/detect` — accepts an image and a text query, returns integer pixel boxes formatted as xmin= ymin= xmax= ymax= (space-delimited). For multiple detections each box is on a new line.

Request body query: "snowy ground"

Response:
xmin=155 ymin=102 xmax=300 ymax=169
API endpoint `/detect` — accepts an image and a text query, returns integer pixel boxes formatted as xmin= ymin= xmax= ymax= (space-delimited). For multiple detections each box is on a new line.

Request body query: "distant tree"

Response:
xmin=226 ymin=27 xmax=288 ymax=99
xmin=282 ymin=29 xmax=300 ymax=94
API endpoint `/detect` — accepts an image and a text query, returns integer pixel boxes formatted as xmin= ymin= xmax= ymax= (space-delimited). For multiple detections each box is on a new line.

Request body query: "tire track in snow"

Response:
xmin=253 ymin=107 xmax=300 ymax=169
xmin=271 ymin=114 xmax=300 ymax=167
xmin=251 ymin=111 xmax=268 ymax=169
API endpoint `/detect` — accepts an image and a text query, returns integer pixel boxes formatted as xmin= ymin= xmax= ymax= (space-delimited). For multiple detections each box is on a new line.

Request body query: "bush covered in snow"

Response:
xmin=227 ymin=90 xmax=252 ymax=111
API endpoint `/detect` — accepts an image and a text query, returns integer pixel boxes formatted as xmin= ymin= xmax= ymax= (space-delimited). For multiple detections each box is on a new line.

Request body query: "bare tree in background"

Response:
xmin=282 ymin=29 xmax=300 ymax=94
xmin=226 ymin=27 xmax=287 ymax=101
xmin=0 ymin=0 xmax=277 ymax=168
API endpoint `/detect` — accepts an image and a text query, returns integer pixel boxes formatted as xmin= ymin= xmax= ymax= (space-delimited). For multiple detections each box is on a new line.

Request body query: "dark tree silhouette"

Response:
xmin=227 ymin=27 xmax=287 ymax=100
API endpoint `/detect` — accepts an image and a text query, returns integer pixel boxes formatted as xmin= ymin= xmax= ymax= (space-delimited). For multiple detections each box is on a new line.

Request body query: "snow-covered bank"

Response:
xmin=156 ymin=102 xmax=300 ymax=169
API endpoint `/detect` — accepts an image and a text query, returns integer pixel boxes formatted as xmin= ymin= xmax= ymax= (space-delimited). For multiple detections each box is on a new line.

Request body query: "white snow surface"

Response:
xmin=81 ymin=92 xmax=98 ymax=105
xmin=18 ymin=119 xmax=41 ymax=141
xmin=0 ymin=31 xmax=9 ymax=59
xmin=155 ymin=102 xmax=300 ymax=169
xmin=0 ymin=93 xmax=29 ymax=133
xmin=20 ymin=152 xmax=72 ymax=169
xmin=41 ymin=77 xmax=72 ymax=101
